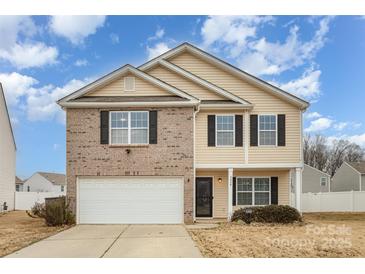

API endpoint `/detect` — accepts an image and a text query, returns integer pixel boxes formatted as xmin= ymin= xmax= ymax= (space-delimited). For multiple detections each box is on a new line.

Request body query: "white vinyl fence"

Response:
xmin=302 ymin=191 xmax=365 ymax=212
xmin=15 ymin=192 xmax=64 ymax=210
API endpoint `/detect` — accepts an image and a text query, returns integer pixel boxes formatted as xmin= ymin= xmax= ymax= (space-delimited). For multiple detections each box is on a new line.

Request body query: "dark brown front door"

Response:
xmin=196 ymin=177 xmax=213 ymax=217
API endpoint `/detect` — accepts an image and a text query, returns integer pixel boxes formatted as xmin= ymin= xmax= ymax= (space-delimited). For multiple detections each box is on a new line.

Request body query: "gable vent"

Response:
xmin=124 ymin=77 xmax=135 ymax=91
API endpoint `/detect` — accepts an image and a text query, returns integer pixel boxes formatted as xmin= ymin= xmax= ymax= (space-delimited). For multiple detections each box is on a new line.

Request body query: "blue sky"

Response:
xmin=0 ymin=15 xmax=364 ymax=179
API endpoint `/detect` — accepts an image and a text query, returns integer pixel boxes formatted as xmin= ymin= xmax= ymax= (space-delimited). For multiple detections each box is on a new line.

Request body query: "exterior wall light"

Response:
xmin=218 ymin=178 xmax=222 ymax=184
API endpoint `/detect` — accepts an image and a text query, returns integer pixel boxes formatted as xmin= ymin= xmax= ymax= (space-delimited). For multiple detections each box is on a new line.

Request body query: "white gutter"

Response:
xmin=193 ymin=104 xmax=200 ymax=222
xmin=58 ymin=101 xmax=200 ymax=108
xmin=199 ymin=104 xmax=253 ymax=110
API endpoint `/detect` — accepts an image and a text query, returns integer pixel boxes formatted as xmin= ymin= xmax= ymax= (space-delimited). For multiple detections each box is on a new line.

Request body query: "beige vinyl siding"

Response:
xmin=196 ymin=169 xmax=290 ymax=218
xmin=88 ymin=73 xmax=171 ymax=97
xmin=147 ymin=65 xmax=225 ymax=100
xmin=196 ymin=110 xmax=245 ymax=164
xmin=170 ymin=52 xmax=301 ymax=164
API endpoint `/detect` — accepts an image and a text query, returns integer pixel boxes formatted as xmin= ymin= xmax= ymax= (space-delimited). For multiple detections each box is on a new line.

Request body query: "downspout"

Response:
xmin=193 ymin=103 xmax=200 ymax=222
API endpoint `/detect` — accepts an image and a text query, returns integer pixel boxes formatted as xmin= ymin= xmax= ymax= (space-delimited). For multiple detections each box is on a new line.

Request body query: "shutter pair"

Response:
xmin=100 ymin=111 xmax=158 ymax=144
xmin=250 ymin=114 xmax=286 ymax=146
xmin=207 ymin=115 xmax=243 ymax=147
xmin=232 ymin=176 xmax=278 ymax=205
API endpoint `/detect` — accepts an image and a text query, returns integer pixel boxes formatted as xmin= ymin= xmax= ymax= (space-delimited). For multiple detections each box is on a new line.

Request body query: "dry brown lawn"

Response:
xmin=188 ymin=213 xmax=365 ymax=258
xmin=0 ymin=211 xmax=70 ymax=257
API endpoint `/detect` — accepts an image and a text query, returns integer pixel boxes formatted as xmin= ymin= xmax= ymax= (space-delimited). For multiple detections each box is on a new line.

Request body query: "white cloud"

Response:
xmin=304 ymin=111 xmax=322 ymax=120
xmin=74 ymin=59 xmax=88 ymax=67
xmin=0 ymin=72 xmax=38 ymax=105
xmin=49 ymin=16 xmax=106 ymax=44
xmin=201 ymin=16 xmax=274 ymax=58
xmin=333 ymin=122 xmax=348 ymax=131
xmin=305 ymin=117 xmax=334 ymax=132
xmin=146 ymin=42 xmax=170 ymax=60
xmin=239 ymin=17 xmax=333 ymax=76
xmin=26 ymin=78 xmax=88 ymax=123
xmin=110 ymin=33 xmax=120 ymax=44
xmin=0 ymin=43 xmax=58 ymax=69
xmin=148 ymin=27 xmax=165 ymax=41
xmin=0 ymin=71 xmax=89 ymax=123
xmin=0 ymin=16 xmax=58 ymax=69
xmin=329 ymin=133 xmax=365 ymax=148
xmin=53 ymin=143 xmax=59 ymax=150
xmin=273 ymin=68 xmax=321 ymax=100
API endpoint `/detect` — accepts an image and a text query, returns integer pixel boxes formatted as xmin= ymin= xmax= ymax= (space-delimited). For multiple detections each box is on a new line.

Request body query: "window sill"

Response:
xmin=109 ymin=144 xmax=149 ymax=148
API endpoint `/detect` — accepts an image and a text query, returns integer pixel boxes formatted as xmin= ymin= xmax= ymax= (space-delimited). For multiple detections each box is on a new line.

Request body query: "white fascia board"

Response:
xmin=58 ymin=101 xmax=198 ymax=108
xmin=304 ymin=164 xmax=331 ymax=177
xmin=158 ymin=60 xmax=252 ymax=106
xmin=139 ymin=43 xmax=309 ymax=110
xmin=57 ymin=64 xmax=197 ymax=104
xmin=195 ymin=163 xmax=303 ymax=169
xmin=199 ymin=104 xmax=252 ymax=110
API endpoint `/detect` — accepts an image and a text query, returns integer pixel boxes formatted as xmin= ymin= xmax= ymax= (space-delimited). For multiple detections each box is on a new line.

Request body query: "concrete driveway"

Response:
xmin=7 ymin=225 xmax=202 ymax=258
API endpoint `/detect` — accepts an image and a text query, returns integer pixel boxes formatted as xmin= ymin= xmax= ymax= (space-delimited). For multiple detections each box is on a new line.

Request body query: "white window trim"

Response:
xmin=258 ymin=114 xmax=277 ymax=146
xmin=236 ymin=176 xmax=271 ymax=206
xmin=215 ymin=114 xmax=235 ymax=147
xmin=124 ymin=76 xmax=135 ymax=92
xmin=109 ymin=111 xmax=149 ymax=145
xmin=320 ymin=176 xmax=327 ymax=187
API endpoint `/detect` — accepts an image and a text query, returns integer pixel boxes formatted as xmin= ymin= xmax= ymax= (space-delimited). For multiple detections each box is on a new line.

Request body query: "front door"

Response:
xmin=196 ymin=177 xmax=213 ymax=217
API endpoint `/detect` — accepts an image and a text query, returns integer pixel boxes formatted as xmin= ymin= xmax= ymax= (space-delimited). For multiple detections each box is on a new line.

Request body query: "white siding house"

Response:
xmin=302 ymin=164 xmax=331 ymax=193
xmin=0 ymin=84 xmax=16 ymax=211
xmin=23 ymin=172 xmax=66 ymax=193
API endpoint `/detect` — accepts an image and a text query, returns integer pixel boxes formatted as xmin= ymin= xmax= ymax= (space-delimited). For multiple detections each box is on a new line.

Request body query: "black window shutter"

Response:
xmin=271 ymin=177 xmax=278 ymax=205
xmin=149 ymin=110 xmax=158 ymax=144
xmin=277 ymin=114 xmax=286 ymax=146
xmin=100 ymin=111 xmax=109 ymax=144
xmin=235 ymin=115 xmax=243 ymax=147
xmin=207 ymin=115 xmax=216 ymax=147
xmin=232 ymin=177 xmax=237 ymax=206
xmin=250 ymin=114 xmax=258 ymax=146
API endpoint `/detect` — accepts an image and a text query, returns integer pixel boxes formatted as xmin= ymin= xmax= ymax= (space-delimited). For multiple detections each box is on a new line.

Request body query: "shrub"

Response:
xmin=231 ymin=205 xmax=302 ymax=224
xmin=30 ymin=202 xmax=46 ymax=218
xmin=44 ymin=196 xmax=75 ymax=226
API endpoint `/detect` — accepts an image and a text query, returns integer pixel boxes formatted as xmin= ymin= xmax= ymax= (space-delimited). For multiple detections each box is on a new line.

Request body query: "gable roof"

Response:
xmin=304 ymin=164 xmax=330 ymax=177
xmin=156 ymin=59 xmax=252 ymax=106
xmin=346 ymin=161 xmax=365 ymax=174
xmin=139 ymin=42 xmax=309 ymax=110
xmin=58 ymin=64 xmax=199 ymax=107
xmin=38 ymin=172 xmax=66 ymax=186
xmin=0 ymin=83 xmax=16 ymax=149
xmin=15 ymin=176 xmax=24 ymax=184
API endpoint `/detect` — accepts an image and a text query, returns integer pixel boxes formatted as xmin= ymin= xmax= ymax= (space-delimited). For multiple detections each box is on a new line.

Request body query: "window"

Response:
xmin=16 ymin=185 xmax=19 ymax=191
xmin=259 ymin=115 xmax=277 ymax=146
xmin=320 ymin=177 xmax=327 ymax=186
xmin=27 ymin=186 xmax=30 ymax=192
xmin=237 ymin=177 xmax=270 ymax=206
xmin=124 ymin=77 xmax=135 ymax=91
xmin=61 ymin=186 xmax=64 ymax=192
xmin=216 ymin=115 xmax=234 ymax=146
xmin=110 ymin=111 xmax=148 ymax=145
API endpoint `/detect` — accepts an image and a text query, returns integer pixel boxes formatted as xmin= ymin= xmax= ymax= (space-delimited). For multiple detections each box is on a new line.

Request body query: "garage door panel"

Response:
xmin=78 ymin=177 xmax=184 ymax=224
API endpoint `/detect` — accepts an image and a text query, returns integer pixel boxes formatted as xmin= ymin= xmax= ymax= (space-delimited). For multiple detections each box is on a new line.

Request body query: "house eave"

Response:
xmin=58 ymin=101 xmax=199 ymax=108
xmin=199 ymin=104 xmax=253 ymax=110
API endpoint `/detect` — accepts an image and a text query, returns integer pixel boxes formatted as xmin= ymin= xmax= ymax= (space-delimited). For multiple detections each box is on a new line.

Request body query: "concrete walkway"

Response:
xmin=7 ymin=225 xmax=202 ymax=258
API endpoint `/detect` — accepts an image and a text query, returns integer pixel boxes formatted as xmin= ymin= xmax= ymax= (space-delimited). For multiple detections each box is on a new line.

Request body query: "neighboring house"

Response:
xmin=331 ymin=161 xmax=365 ymax=192
xmin=0 ymin=83 xmax=16 ymax=211
xmin=15 ymin=176 xmax=24 ymax=192
xmin=57 ymin=42 xmax=309 ymax=224
xmin=23 ymin=172 xmax=66 ymax=193
xmin=302 ymin=164 xmax=331 ymax=193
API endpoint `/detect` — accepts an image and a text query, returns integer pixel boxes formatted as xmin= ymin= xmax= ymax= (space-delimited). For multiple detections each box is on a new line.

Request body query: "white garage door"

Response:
xmin=78 ymin=177 xmax=184 ymax=224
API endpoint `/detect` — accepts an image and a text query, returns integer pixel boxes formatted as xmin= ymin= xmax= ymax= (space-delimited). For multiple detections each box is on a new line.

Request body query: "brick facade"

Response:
xmin=66 ymin=107 xmax=194 ymax=223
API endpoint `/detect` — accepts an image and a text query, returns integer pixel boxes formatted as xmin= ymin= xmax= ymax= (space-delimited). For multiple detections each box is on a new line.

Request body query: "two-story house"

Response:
xmin=58 ymin=43 xmax=308 ymax=224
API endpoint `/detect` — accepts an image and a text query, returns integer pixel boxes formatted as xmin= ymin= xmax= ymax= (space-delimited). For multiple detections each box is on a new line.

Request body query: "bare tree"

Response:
xmin=303 ymin=134 xmax=364 ymax=177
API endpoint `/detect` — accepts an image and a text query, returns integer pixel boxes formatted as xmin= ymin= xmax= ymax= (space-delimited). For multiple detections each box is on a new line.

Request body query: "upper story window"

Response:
xmin=259 ymin=115 xmax=277 ymax=146
xmin=124 ymin=77 xmax=135 ymax=92
xmin=27 ymin=186 xmax=30 ymax=192
xmin=110 ymin=111 xmax=149 ymax=145
xmin=61 ymin=186 xmax=64 ymax=192
xmin=16 ymin=185 xmax=20 ymax=191
xmin=320 ymin=177 xmax=327 ymax=186
xmin=216 ymin=115 xmax=234 ymax=146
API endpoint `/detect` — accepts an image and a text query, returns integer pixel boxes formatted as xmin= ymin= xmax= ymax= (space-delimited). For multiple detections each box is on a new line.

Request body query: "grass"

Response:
xmin=0 ymin=210 xmax=70 ymax=257
xmin=188 ymin=213 xmax=365 ymax=258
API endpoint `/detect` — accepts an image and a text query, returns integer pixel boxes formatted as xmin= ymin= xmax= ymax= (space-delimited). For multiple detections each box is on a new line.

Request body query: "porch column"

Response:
xmin=227 ymin=168 xmax=233 ymax=220
xmin=295 ymin=167 xmax=302 ymax=213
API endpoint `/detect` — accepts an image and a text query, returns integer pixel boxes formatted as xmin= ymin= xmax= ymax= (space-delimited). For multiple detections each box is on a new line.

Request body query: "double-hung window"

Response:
xmin=237 ymin=177 xmax=270 ymax=206
xmin=110 ymin=111 xmax=148 ymax=145
xmin=259 ymin=115 xmax=277 ymax=146
xmin=216 ymin=115 xmax=234 ymax=146
xmin=320 ymin=177 xmax=327 ymax=186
